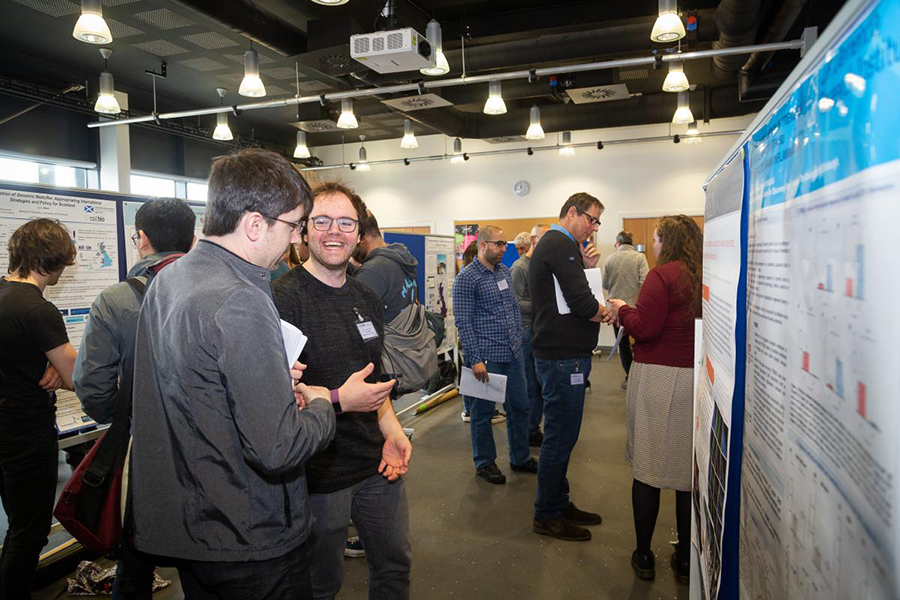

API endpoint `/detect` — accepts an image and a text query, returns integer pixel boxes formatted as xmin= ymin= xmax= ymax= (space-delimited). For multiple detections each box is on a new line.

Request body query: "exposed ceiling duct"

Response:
xmin=711 ymin=0 xmax=764 ymax=80
xmin=740 ymin=0 xmax=808 ymax=99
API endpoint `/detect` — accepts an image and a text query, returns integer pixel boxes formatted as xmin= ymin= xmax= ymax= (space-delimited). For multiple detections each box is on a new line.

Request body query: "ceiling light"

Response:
xmin=357 ymin=135 xmax=370 ymax=171
xmin=400 ymin=119 xmax=418 ymax=149
xmin=672 ymin=91 xmax=693 ymax=124
xmin=94 ymin=48 xmax=120 ymax=115
xmin=293 ymin=130 xmax=310 ymax=158
xmin=651 ymin=0 xmax=685 ymax=43
xmin=559 ymin=131 xmax=575 ymax=156
xmin=483 ymin=80 xmax=507 ymax=115
xmin=212 ymin=87 xmax=232 ymax=140
xmin=683 ymin=121 xmax=702 ymax=144
xmin=421 ymin=20 xmax=450 ymax=76
xmin=311 ymin=0 xmax=349 ymax=5
xmin=73 ymin=0 xmax=112 ymax=45
xmin=526 ymin=105 xmax=545 ymax=140
xmin=238 ymin=48 xmax=266 ymax=97
xmin=337 ymin=98 xmax=358 ymax=129
xmin=450 ymin=137 xmax=465 ymax=164
xmin=662 ymin=60 xmax=689 ymax=92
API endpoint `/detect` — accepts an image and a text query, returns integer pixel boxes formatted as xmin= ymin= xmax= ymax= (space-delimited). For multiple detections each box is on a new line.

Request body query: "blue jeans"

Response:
xmin=309 ymin=474 xmax=411 ymax=600
xmin=521 ymin=327 xmax=543 ymax=436
xmin=466 ymin=356 xmax=531 ymax=469
xmin=533 ymin=356 xmax=592 ymax=520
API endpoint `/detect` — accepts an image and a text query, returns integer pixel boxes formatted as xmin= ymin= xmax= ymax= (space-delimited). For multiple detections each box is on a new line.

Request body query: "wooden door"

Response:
xmin=621 ymin=216 xmax=705 ymax=270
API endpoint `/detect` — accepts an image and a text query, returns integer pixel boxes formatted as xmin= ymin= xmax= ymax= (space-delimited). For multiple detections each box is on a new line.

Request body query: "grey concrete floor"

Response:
xmin=35 ymin=357 xmax=689 ymax=599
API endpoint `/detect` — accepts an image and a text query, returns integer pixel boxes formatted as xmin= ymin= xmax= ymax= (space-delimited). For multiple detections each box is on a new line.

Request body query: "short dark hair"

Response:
xmin=7 ymin=218 xmax=76 ymax=276
xmin=204 ymin=149 xmax=312 ymax=237
xmin=616 ymin=230 xmax=634 ymax=245
xmin=559 ymin=192 xmax=604 ymax=219
xmin=310 ymin=181 xmax=368 ymax=238
xmin=361 ymin=209 xmax=381 ymax=239
xmin=135 ymin=198 xmax=196 ymax=253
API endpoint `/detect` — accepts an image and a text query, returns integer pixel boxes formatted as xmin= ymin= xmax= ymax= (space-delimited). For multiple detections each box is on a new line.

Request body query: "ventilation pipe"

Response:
xmin=711 ymin=0 xmax=764 ymax=80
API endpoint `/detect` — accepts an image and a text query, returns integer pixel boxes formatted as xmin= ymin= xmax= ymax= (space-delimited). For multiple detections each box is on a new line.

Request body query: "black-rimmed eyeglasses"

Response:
xmin=577 ymin=209 xmax=601 ymax=227
xmin=131 ymin=232 xmax=140 ymax=247
xmin=266 ymin=216 xmax=306 ymax=232
xmin=309 ymin=215 xmax=359 ymax=233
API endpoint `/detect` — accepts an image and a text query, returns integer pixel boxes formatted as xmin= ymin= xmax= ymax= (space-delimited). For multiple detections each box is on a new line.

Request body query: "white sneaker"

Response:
xmin=461 ymin=410 xmax=471 ymax=422
xmin=491 ymin=411 xmax=506 ymax=424
xmin=344 ymin=536 xmax=365 ymax=558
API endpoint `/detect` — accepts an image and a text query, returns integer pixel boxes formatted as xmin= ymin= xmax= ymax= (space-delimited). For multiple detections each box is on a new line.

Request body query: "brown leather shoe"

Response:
xmin=532 ymin=516 xmax=592 ymax=541
xmin=562 ymin=502 xmax=602 ymax=526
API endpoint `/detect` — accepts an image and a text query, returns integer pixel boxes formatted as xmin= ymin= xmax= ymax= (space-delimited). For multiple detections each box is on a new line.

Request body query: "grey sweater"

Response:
xmin=602 ymin=244 xmax=649 ymax=306
xmin=130 ymin=240 xmax=335 ymax=562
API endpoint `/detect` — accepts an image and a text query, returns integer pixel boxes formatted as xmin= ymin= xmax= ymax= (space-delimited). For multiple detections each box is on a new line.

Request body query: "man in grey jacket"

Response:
xmin=602 ymin=230 xmax=649 ymax=388
xmin=354 ymin=210 xmax=418 ymax=323
xmin=74 ymin=197 xmax=195 ymax=599
xmin=510 ymin=224 xmax=549 ymax=447
xmin=130 ymin=149 xmax=393 ymax=599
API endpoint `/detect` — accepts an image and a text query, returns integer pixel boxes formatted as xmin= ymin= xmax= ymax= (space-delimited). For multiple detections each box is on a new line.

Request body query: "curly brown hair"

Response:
xmin=7 ymin=218 xmax=76 ymax=277
xmin=655 ymin=215 xmax=703 ymax=314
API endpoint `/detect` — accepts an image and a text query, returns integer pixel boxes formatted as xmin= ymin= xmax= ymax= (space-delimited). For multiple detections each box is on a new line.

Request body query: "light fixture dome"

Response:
xmin=420 ymin=20 xmax=450 ymax=76
xmin=94 ymin=70 xmax=120 ymax=115
xmin=337 ymin=98 xmax=359 ymax=129
xmin=559 ymin=131 xmax=575 ymax=156
xmin=525 ymin=105 xmax=545 ymax=140
xmin=311 ymin=0 xmax=349 ymax=5
xmin=213 ymin=112 xmax=233 ymax=141
xmin=662 ymin=61 xmax=689 ymax=92
xmin=400 ymin=119 xmax=418 ymax=149
xmin=293 ymin=130 xmax=311 ymax=158
xmin=483 ymin=80 xmax=507 ymax=115
xmin=672 ymin=91 xmax=693 ymax=124
xmin=650 ymin=0 xmax=685 ymax=42
xmin=238 ymin=49 xmax=266 ymax=97
xmin=450 ymin=137 xmax=465 ymax=164
xmin=73 ymin=0 xmax=112 ymax=44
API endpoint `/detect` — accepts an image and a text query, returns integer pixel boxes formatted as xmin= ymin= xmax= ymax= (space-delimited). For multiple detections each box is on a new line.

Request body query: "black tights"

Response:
xmin=632 ymin=479 xmax=690 ymax=561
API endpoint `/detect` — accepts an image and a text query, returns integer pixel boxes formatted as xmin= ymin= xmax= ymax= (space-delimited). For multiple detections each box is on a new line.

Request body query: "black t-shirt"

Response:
xmin=0 ymin=278 xmax=69 ymax=435
xmin=272 ymin=267 xmax=385 ymax=494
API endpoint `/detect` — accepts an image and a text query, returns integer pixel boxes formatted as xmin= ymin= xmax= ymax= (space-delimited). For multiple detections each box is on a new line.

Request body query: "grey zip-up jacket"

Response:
xmin=130 ymin=239 xmax=336 ymax=562
xmin=74 ymin=252 xmax=181 ymax=424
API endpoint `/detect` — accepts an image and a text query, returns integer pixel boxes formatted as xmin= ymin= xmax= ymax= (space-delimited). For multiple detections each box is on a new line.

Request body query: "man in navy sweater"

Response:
xmin=529 ymin=192 xmax=607 ymax=541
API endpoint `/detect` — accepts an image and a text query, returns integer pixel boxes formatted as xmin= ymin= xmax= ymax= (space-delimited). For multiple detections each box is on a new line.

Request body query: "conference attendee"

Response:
xmin=354 ymin=209 xmax=418 ymax=323
xmin=453 ymin=226 xmax=537 ymax=485
xmin=0 ymin=218 xmax=77 ymax=599
xmin=604 ymin=215 xmax=702 ymax=584
xmin=273 ymin=181 xmax=411 ymax=600
xmin=129 ymin=149 xmax=390 ymax=599
xmin=510 ymin=224 xmax=550 ymax=447
xmin=513 ymin=231 xmax=530 ymax=257
xmin=602 ymin=230 xmax=649 ymax=389
xmin=271 ymin=242 xmax=308 ymax=281
xmin=73 ymin=197 xmax=195 ymax=599
xmin=529 ymin=193 xmax=606 ymax=541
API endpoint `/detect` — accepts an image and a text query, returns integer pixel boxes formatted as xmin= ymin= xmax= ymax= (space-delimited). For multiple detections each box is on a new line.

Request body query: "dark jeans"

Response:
xmin=521 ymin=327 xmax=543 ymax=436
xmin=112 ymin=542 xmax=156 ymax=600
xmin=175 ymin=542 xmax=312 ymax=600
xmin=467 ymin=357 xmax=531 ymax=469
xmin=0 ymin=429 xmax=58 ymax=600
xmin=614 ymin=325 xmax=633 ymax=379
xmin=309 ymin=474 xmax=411 ymax=600
xmin=533 ymin=356 xmax=592 ymax=520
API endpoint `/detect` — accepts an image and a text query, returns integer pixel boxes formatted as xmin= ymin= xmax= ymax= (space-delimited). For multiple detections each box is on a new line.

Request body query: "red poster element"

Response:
xmin=858 ymin=382 xmax=866 ymax=418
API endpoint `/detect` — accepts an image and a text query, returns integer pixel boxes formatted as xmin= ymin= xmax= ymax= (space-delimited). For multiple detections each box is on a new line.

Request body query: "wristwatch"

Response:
xmin=330 ymin=388 xmax=343 ymax=414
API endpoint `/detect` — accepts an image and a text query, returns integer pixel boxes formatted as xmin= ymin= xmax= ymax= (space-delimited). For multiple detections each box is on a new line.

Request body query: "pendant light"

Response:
xmin=483 ymin=80 xmax=507 ymax=115
xmin=238 ymin=47 xmax=266 ymax=98
xmin=356 ymin=135 xmax=370 ymax=171
xmin=73 ymin=0 xmax=112 ymax=44
xmin=311 ymin=0 xmax=349 ymax=5
xmin=94 ymin=48 xmax=120 ymax=115
xmin=662 ymin=60 xmax=689 ymax=92
xmin=683 ymin=121 xmax=702 ymax=144
xmin=293 ymin=130 xmax=311 ymax=158
xmin=400 ymin=119 xmax=418 ymax=149
xmin=212 ymin=88 xmax=233 ymax=141
xmin=420 ymin=20 xmax=450 ymax=76
xmin=672 ymin=91 xmax=693 ymax=124
xmin=337 ymin=98 xmax=358 ymax=129
xmin=450 ymin=137 xmax=465 ymax=164
xmin=559 ymin=131 xmax=575 ymax=157
xmin=525 ymin=105 xmax=545 ymax=140
xmin=651 ymin=0 xmax=685 ymax=43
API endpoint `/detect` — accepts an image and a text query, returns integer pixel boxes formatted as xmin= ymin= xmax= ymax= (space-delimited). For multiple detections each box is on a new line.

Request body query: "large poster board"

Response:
xmin=424 ymin=235 xmax=456 ymax=353
xmin=122 ymin=200 xmax=206 ymax=272
xmin=0 ymin=186 xmax=120 ymax=434
xmin=738 ymin=1 xmax=900 ymax=598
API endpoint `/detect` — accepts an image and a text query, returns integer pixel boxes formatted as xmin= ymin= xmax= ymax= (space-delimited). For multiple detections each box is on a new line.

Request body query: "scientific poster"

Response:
xmin=425 ymin=235 xmax=456 ymax=352
xmin=122 ymin=200 xmax=206 ymax=272
xmin=0 ymin=187 xmax=120 ymax=434
xmin=694 ymin=150 xmax=745 ymax=600
xmin=454 ymin=223 xmax=478 ymax=264
xmin=740 ymin=2 xmax=900 ymax=598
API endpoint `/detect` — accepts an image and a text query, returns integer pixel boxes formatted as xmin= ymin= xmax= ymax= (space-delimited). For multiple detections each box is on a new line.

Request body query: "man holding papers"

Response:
xmin=528 ymin=192 xmax=607 ymax=542
xmin=453 ymin=226 xmax=538 ymax=485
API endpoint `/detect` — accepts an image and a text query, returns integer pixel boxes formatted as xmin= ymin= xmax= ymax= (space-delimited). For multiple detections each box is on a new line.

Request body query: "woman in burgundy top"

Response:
xmin=606 ymin=215 xmax=702 ymax=585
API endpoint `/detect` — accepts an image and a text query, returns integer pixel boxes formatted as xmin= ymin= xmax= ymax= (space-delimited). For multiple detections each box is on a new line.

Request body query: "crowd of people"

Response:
xmin=0 ymin=147 xmax=703 ymax=599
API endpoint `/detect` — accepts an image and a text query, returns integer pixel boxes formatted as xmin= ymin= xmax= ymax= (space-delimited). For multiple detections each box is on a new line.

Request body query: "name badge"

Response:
xmin=570 ymin=373 xmax=585 ymax=385
xmin=497 ymin=279 xmax=509 ymax=291
xmin=357 ymin=321 xmax=378 ymax=341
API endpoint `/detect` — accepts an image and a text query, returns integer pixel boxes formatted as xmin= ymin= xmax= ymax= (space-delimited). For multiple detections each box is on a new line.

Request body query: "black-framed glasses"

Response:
xmin=309 ymin=215 xmax=359 ymax=233
xmin=484 ymin=240 xmax=507 ymax=247
xmin=131 ymin=232 xmax=140 ymax=247
xmin=266 ymin=216 xmax=306 ymax=232
xmin=577 ymin=208 xmax=602 ymax=227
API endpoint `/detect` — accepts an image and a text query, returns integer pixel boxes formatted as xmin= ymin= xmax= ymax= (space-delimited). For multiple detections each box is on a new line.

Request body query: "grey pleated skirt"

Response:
xmin=625 ymin=361 xmax=694 ymax=491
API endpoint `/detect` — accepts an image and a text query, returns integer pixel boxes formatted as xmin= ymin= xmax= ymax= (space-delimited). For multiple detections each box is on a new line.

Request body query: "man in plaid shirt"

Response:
xmin=453 ymin=226 xmax=538 ymax=484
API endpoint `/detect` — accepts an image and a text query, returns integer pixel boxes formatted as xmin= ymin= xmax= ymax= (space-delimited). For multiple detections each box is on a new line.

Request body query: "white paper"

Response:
xmin=280 ymin=319 xmax=308 ymax=369
xmin=606 ymin=327 xmax=626 ymax=361
xmin=459 ymin=367 xmax=508 ymax=403
xmin=554 ymin=268 xmax=605 ymax=315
